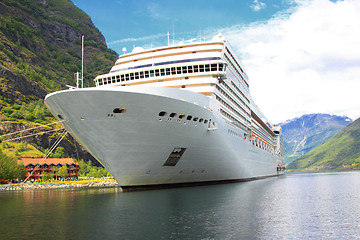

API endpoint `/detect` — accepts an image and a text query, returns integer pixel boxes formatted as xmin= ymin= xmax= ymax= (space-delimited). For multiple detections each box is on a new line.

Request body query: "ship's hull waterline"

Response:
xmin=45 ymin=86 xmax=283 ymax=189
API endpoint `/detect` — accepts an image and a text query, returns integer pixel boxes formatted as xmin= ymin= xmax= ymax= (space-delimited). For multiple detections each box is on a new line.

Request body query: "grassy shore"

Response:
xmin=0 ymin=179 xmax=119 ymax=191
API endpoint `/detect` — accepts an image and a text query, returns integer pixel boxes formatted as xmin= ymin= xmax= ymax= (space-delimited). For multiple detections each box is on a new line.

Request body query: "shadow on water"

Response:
xmin=1 ymin=171 xmax=360 ymax=240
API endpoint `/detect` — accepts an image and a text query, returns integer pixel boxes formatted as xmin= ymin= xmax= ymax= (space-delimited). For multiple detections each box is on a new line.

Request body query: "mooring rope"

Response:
xmin=0 ymin=120 xmax=64 ymax=138
xmin=23 ymin=130 xmax=68 ymax=183
xmin=1 ymin=128 xmax=65 ymax=142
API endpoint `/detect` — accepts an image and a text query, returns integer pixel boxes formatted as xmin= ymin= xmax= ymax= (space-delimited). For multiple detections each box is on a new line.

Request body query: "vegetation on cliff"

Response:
xmin=0 ymin=0 xmax=119 ymax=176
xmin=287 ymin=117 xmax=360 ymax=171
xmin=0 ymin=0 xmax=118 ymax=107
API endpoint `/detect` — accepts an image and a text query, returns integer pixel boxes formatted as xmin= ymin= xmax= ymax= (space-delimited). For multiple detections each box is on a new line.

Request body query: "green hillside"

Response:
xmin=0 ymin=0 xmax=118 ymax=166
xmin=0 ymin=0 xmax=118 ymax=106
xmin=287 ymin=117 xmax=360 ymax=171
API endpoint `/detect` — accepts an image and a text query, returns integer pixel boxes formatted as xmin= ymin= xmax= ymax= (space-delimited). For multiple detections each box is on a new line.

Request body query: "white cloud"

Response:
xmin=216 ymin=0 xmax=360 ymax=123
xmin=108 ymin=33 xmax=168 ymax=45
xmin=250 ymin=0 xmax=266 ymax=11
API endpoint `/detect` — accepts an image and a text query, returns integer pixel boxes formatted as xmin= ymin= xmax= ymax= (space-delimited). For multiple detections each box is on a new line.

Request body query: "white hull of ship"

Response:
xmin=45 ymin=86 xmax=283 ymax=189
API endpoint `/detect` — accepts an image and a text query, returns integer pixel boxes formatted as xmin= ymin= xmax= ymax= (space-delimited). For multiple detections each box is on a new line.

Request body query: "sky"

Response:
xmin=71 ymin=0 xmax=360 ymax=123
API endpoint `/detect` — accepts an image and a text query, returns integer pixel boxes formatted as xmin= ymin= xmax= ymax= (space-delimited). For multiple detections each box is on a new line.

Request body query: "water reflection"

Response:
xmin=1 ymin=172 xmax=360 ymax=239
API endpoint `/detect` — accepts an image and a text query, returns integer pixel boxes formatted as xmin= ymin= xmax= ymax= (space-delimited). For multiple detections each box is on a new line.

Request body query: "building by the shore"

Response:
xmin=18 ymin=158 xmax=80 ymax=181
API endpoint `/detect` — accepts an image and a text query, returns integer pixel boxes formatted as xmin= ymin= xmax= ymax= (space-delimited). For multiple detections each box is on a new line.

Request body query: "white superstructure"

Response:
xmin=45 ymin=34 xmax=284 ymax=190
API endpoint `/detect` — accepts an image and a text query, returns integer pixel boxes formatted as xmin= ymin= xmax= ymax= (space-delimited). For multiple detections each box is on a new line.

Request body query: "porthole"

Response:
xmin=187 ymin=115 xmax=192 ymax=120
xmin=159 ymin=111 xmax=167 ymax=116
xmin=113 ymin=108 xmax=126 ymax=114
xmin=193 ymin=117 xmax=198 ymax=122
xmin=199 ymin=118 xmax=203 ymax=123
xmin=204 ymin=120 xmax=208 ymax=124
xmin=179 ymin=114 xmax=185 ymax=119
xmin=57 ymin=114 xmax=63 ymax=120
xmin=170 ymin=113 xmax=176 ymax=117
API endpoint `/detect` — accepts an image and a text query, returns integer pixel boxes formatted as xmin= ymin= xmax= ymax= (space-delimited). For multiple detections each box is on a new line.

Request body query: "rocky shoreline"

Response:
xmin=0 ymin=180 xmax=119 ymax=191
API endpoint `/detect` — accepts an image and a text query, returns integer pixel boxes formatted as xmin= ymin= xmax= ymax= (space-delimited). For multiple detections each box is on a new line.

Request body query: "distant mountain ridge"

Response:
xmin=280 ymin=113 xmax=352 ymax=164
xmin=287 ymin=117 xmax=360 ymax=170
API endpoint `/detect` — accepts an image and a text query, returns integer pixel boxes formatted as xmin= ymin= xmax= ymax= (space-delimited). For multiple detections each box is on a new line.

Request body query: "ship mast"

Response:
xmin=76 ymin=35 xmax=84 ymax=88
xmin=81 ymin=35 xmax=84 ymax=88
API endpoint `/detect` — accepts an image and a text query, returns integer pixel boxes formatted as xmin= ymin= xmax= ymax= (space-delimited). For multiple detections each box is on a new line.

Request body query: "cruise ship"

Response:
xmin=45 ymin=34 xmax=284 ymax=190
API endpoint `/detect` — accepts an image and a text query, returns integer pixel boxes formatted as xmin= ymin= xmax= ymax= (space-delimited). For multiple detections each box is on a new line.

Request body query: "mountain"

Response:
xmin=280 ymin=114 xmax=352 ymax=164
xmin=0 ymin=0 xmax=118 ymax=105
xmin=0 ymin=0 xmax=118 ymax=165
xmin=287 ymin=117 xmax=360 ymax=170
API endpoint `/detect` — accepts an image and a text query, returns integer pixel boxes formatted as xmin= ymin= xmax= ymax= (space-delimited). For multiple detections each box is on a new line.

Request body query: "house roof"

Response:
xmin=18 ymin=158 xmax=78 ymax=166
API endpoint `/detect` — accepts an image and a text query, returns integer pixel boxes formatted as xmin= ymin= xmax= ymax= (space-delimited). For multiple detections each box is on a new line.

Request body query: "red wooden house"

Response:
xmin=18 ymin=158 xmax=80 ymax=181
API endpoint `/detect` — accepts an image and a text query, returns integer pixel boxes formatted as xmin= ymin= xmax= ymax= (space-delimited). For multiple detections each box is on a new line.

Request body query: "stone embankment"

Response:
xmin=0 ymin=180 xmax=119 ymax=191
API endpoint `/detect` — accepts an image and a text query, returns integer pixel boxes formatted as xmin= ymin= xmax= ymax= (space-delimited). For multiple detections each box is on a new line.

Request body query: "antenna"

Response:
xmin=172 ymin=20 xmax=175 ymax=45
xmin=81 ymin=35 xmax=84 ymax=88
xmin=199 ymin=24 xmax=202 ymax=42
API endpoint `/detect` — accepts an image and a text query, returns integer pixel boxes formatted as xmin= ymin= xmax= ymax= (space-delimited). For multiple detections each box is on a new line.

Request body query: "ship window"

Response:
xmin=182 ymin=66 xmax=187 ymax=74
xmin=170 ymin=113 xmax=176 ymax=117
xmin=171 ymin=67 xmax=176 ymax=75
xmin=125 ymin=74 xmax=129 ymax=81
xmin=204 ymin=120 xmax=208 ymax=124
xmin=193 ymin=65 xmax=198 ymax=72
xmin=188 ymin=66 xmax=193 ymax=73
xmin=112 ymin=76 xmax=116 ymax=83
xmin=177 ymin=67 xmax=182 ymax=74
xmin=187 ymin=115 xmax=192 ymax=120
xmin=160 ymin=69 xmax=165 ymax=76
xmin=130 ymin=73 xmax=134 ymax=80
xmin=98 ymin=80 xmax=103 ymax=86
xmin=218 ymin=63 xmax=223 ymax=71
xmin=199 ymin=65 xmax=204 ymax=72
xmin=205 ymin=64 xmax=210 ymax=72
xmin=113 ymin=108 xmax=126 ymax=114
xmin=150 ymin=70 xmax=154 ymax=77
xmin=179 ymin=114 xmax=185 ymax=119
xmin=155 ymin=69 xmax=160 ymax=76
xmin=145 ymin=71 xmax=149 ymax=78
xmin=166 ymin=68 xmax=170 ymax=75
xmin=199 ymin=118 xmax=203 ymax=123
xmin=135 ymin=72 xmax=139 ymax=79
xmin=57 ymin=114 xmax=63 ymax=120
xmin=159 ymin=111 xmax=167 ymax=116
xmin=139 ymin=72 xmax=144 ymax=79
xmin=193 ymin=117 xmax=198 ymax=122
xmin=211 ymin=64 xmax=217 ymax=71
xmin=116 ymin=75 xmax=120 ymax=82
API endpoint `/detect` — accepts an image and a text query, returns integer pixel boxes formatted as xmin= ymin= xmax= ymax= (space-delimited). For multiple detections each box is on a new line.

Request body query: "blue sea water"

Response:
xmin=1 ymin=171 xmax=360 ymax=240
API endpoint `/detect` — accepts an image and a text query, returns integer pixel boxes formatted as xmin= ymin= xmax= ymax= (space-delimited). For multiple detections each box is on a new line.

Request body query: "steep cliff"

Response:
xmin=0 ymin=0 xmax=118 ymax=105
xmin=0 ymin=0 xmax=118 ymax=164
